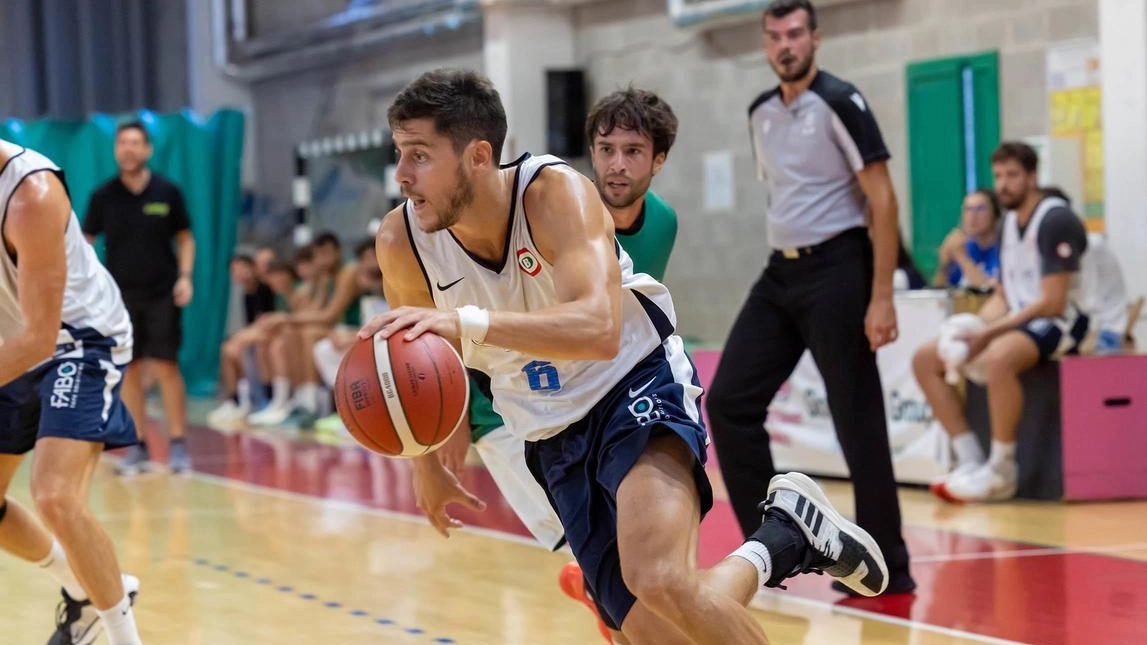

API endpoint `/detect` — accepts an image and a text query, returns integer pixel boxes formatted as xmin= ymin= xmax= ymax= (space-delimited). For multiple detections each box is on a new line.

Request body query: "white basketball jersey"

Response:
xmin=405 ymin=154 xmax=677 ymax=441
xmin=0 ymin=142 xmax=132 ymax=361
xmin=1000 ymin=196 xmax=1082 ymax=317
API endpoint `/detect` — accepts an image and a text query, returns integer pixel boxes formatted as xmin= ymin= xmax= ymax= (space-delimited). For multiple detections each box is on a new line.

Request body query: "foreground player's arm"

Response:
xmin=374 ymin=207 xmax=485 ymax=538
xmin=365 ymin=167 xmax=622 ymax=361
xmin=0 ymin=172 xmax=69 ymax=386
xmin=483 ymin=166 xmax=622 ymax=359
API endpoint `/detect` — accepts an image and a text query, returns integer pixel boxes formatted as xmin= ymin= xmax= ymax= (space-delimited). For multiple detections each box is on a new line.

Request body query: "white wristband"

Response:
xmin=456 ymin=305 xmax=490 ymax=344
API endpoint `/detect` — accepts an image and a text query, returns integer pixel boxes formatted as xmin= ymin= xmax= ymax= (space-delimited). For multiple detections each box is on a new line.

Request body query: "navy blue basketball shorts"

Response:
xmin=525 ymin=336 xmax=713 ymax=631
xmin=0 ymin=340 xmax=138 ymax=455
xmin=1019 ymin=308 xmax=1089 ymax=361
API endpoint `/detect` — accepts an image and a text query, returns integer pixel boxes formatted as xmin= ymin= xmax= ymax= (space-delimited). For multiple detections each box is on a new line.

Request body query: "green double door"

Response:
xmin=906 ymin=51 xmax=1001 ymax=279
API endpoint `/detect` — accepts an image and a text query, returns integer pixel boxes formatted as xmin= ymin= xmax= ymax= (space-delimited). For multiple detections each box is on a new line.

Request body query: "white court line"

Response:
xmin=184 ymin=469 xmax=547 ymax=550
xmin=755 ymin=593 xmax=1038 ymax=645
xmin=912 ymin=542 xmax=1147 ymax=564
xmin=177 ymin=469 xmax=1041 ymax=645
xmin=96 ymin=507 xmax=285 ymax=522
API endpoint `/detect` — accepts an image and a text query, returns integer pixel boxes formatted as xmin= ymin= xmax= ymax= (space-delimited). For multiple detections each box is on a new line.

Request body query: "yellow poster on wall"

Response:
xmin=1047 ymin=40 xmax=1104 ymax=230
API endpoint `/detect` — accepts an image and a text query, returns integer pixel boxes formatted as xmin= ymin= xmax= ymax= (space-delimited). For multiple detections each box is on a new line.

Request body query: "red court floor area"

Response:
xmin=160 ymin=424 xmax=1147 ymax=645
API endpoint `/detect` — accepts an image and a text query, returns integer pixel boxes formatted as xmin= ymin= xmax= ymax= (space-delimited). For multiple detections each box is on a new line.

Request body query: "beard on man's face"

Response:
xmin=772 ymin=51 xmax=814 ymax=82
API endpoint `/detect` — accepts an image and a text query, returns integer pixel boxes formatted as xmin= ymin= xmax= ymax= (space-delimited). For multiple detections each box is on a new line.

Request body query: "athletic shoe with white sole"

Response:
xmin=47 ymin=574 xmax=140 ymax=645
xmin=929 ymin=461 xmax=983 ymax=502
xmin=763 ymin=472 xmax=889 ymax=597
xmin=935 ymin=461 xmax=1017 ymax=503
xmin=114 ymin=444 xmax=149 ymax=477
xmin=206 ymin=400 xmax=250 ymax=430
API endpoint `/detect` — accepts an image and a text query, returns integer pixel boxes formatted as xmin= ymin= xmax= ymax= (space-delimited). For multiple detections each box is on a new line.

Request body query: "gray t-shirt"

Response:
xmin=1017 ymin=202 xmax=1088 ymax=275
xmin=749 ymin=70 xmax=889 ymax=249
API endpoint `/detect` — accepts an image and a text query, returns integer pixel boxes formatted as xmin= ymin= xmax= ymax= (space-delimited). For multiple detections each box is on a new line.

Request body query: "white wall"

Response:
xmin=1099 ymin=0 xmax=1147 ymax=340
xmin=484 ymin=3 xmax=577 ymax=161
xmin=574 ymin=0 xmax=1101 ymax=343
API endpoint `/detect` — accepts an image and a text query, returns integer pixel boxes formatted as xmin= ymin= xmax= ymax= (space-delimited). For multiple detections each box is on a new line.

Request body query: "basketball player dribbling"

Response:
xmin=425 ymin=87 xmax=685 ymax=643
xmin=0 ymin=139 xmax=143 ymax=644
xmin=359 ymin=69 xmax=888 ymax=645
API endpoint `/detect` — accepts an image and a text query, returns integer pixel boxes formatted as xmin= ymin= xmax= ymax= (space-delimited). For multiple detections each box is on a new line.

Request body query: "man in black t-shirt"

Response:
xmin=83 ymin=121 xmax=196 ymax=475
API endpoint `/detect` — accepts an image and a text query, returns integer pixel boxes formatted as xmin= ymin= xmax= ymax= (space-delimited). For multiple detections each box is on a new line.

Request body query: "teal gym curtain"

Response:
xmin=0 ymin=109 xmax=245 ymax=396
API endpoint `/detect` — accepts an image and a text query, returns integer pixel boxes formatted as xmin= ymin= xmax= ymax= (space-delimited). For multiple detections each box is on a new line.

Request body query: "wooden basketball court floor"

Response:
xmin=1 ymin=404 xmax=1145 ymax=644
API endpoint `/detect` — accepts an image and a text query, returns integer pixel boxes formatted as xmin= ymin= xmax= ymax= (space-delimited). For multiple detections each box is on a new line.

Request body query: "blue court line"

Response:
xmin=192 ymin=557 xmax=457 ymax=643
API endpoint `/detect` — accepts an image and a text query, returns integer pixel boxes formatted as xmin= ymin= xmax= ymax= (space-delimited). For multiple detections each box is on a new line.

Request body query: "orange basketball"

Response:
xmin=334 ymin=332 xmax=469 ymax=457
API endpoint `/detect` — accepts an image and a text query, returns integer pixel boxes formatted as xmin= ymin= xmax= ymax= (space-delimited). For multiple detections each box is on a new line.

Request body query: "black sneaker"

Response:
xmin=47 ymin=575 xmax=139 ymax=645
xmin=762 ymin=473 xmax=889 ymax=597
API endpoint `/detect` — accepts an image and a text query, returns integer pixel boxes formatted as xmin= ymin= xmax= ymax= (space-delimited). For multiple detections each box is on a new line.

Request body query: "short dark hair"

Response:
xmin=763 ymin=0 xmax=818 ymax=31
xmin=353 ymin=238 xmax=375 ymax=258
xmin=116 ymin=121 xmax=150 ymax=144
xmin=292 ymin=245 xmax=315 ymax=264
xmin=231 ymin=254 xmax=255 ymax=266
xmin=585 ymin=87 xmax=679 ymax=158
xmin=388 ymin=69 xmax=508 ymax=161
xmin=970 ymin=188 xmax=1002 ymax=221
xmin=266 ymin=259 xmax=298 ymax=282
xmin=313 ymin=231 xmax=341 ymax=249
xmin=990 ymin=141 xmax=1039 ymax=174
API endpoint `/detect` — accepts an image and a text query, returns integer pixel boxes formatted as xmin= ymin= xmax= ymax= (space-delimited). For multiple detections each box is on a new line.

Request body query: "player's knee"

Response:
xmin=981 ymin=345 xmax=1023 ymax=383
xmin=32 ymin=486 xmax=82 ymax=527
xmin=622 ymin=561 xmax=694 ymax=613
xmin=912 ymin=341 xmax=940 ymax=379
xmin=222 ymin=339 xmax=242 ymax=361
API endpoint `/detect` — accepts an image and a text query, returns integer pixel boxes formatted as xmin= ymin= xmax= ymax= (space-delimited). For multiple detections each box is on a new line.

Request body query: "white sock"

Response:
xmin=951 ymin=432 xmax=985 ymax=467
xmin=98 ymin=595 xmax=142 ymax=645
xmin=236 ymin=380 xmax=251 ymax=409
xmin=728 ymin=540 xmax=772 ymax=589
xmin=295 ymin=383 xmax=318 ymax=413
xmin=36 ymin=540 xmax=87 ymax=601
xmin=989 ymin=439 xmax=1016 ymax=469
xmin=271 ymin=377 xmax=291 ymax=408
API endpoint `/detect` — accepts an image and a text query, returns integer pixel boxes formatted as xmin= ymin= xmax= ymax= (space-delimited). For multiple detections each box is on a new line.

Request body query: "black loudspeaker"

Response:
xmin=546 ymin=69 xmax=587 ymax=158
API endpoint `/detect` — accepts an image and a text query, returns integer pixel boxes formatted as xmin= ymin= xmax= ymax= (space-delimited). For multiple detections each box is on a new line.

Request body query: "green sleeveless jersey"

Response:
xmin=616 ymin=191 xmax=678 ymax=281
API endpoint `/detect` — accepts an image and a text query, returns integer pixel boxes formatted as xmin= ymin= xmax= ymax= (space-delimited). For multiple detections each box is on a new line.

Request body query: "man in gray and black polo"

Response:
xmin=707 ymin=0 xmax=915 ymax=595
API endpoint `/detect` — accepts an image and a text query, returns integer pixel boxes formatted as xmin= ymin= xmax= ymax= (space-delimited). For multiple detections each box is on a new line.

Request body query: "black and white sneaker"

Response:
xmin=47 ymin=574 xmax=140 ymax=645
xmin=762 ymin=473 xmax=889 ymax=597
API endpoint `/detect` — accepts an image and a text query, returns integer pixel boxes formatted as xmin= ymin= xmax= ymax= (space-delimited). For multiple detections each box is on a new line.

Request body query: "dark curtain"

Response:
xmin=0 ymin=0 xmax=188 ymax=120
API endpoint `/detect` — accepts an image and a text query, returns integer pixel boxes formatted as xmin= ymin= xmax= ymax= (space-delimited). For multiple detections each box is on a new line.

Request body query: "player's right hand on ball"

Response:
xmin=358 ymin=306 xmax=461 ymax=342
xmin=413 ymin=456 xmax=487 ymax=538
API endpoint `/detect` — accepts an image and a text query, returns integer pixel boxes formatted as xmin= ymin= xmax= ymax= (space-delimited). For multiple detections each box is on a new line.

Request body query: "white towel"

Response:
xmin=937 ymin=313 xmax=988 ymax=385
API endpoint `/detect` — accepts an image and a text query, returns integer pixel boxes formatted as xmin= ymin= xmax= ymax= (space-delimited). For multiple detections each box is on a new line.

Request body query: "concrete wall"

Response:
xmin=248 ymin=24 xmax=485 ymax=230
xmin=208 ymin=0 xmax=1106 ymax=342
xmin=574 ymin=0 xmax=1100 ymax=342
xmin=248 ymin=0 xmax=348 ymax=37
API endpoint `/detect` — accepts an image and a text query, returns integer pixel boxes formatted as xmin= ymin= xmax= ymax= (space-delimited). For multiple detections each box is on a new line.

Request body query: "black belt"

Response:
xmin=770 ymin=227 xmax=868 ymax=260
